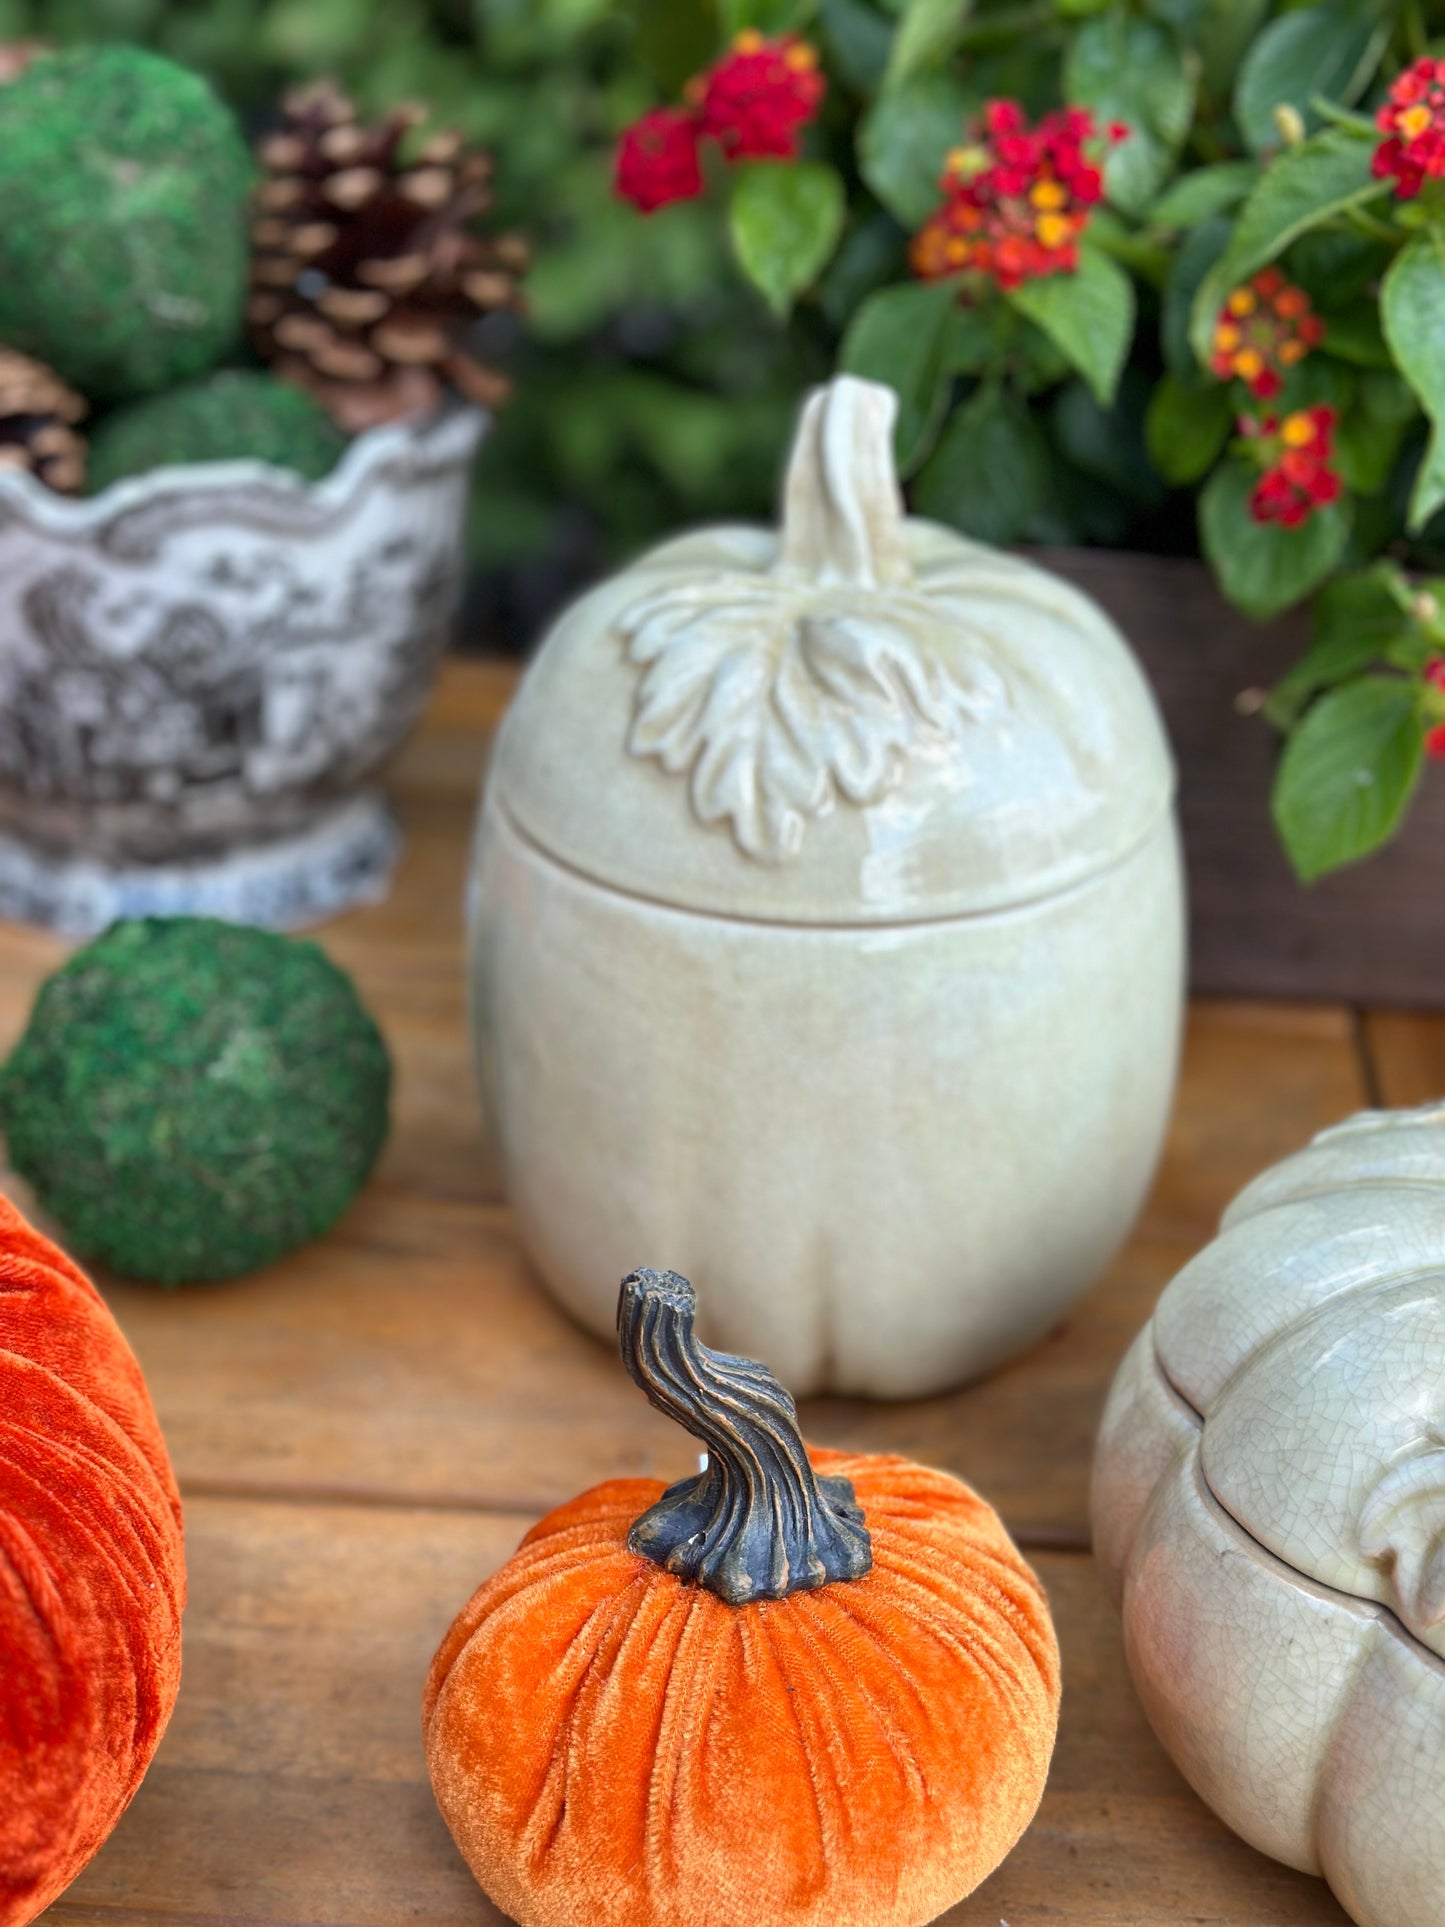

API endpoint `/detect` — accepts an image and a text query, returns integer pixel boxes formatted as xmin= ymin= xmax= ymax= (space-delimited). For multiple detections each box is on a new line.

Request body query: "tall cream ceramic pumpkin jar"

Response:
xmin=468 ymin=376 xmax=1184 ymax=1398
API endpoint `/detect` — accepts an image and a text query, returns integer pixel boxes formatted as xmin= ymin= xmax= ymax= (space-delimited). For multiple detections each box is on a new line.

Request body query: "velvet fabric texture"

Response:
xmin=424 ymin=1448 xmax=1060 ymax=1927
xmin=0 ymin=1195 xmax=185 ymax=1925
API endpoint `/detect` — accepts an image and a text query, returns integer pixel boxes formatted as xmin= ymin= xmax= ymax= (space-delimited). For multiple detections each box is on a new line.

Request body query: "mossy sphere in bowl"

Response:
xmin=88 ymin=371 xmax=350 ymax=492
xmin=0 ymin=918 xmax=391 ymax=1285
xmin=0 ymin=47 xmax=252 ymax=401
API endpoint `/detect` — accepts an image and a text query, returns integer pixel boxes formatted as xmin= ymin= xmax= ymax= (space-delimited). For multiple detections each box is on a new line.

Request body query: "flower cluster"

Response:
xmin=1240 ymin=407 xmax=1342 ymax=527
xmin=1211 ymin=269 xmax=1326 ymax=401
xmin=910 ymin=101 xmax=1122 ymax=293
xmin=614 ymin=32 xmax=826 ymax=213
xmin=1373 ymin=57 xmax=1445 ymax=199
xmin=615 ymin=108 xmax=705 ymax=214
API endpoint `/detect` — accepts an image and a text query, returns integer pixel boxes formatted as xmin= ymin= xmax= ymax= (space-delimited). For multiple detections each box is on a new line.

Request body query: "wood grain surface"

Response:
xmin=22 ymin=657 xmax=1385 ymax=1927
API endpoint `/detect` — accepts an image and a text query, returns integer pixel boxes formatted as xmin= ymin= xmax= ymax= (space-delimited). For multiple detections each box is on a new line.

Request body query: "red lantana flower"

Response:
xmin=614 ymin=107 xmax=704 ymax=213
xmin=696 ymin=30 xmax=826 ymax=161
xmin=614 ymin=32 xmax=826 ymax=212
xmin=1425 ymin=659 xmax=1445 ymax=759
xmin=909 ymin=100 xmax=1119 ymax=292
xmin=1211 ymin=268 xmax=1326 ymax=401
xmin=1373 ymin=56 xmax=1445 ymax=199
xmin=1241 ymin=406 xmax=1342 ymax=528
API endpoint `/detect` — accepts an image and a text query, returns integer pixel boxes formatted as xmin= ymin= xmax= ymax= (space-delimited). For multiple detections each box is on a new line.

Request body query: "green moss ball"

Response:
xmin=0 ymin=918 xmax=391 ymax=1286
xmin=0 ymin=47 xmax=252 ymax=401
xmin=88 ymin=371 xmax=350 ymax=492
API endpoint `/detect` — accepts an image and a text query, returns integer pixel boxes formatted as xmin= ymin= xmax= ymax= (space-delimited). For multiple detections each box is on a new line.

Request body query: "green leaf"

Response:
xmin=1199 ymin=456 xmax=1352 ymax=619
xmin=1051 ymin=370 xmax=1166 ymax=508
xmin=1275 ymin=353 xmax=1356 ymax=417
xmin=1078 ymin=205 xmax=1173 ymax=284
xmin=633 ymin=0 xmax=721 ymax=91
xmin=944 ymin=301 xmax=1004 ymax=374
xmin=1149 ymin=160 xmax=1258 ymax=228
xmin=821 ymin=0 xmax=894 ymax=91
xmin=729 ymin=162 xmax=846 ymax=318
xmin=913 ymin=383 xmax=1049 ymax=544
xmin=1065 ymin=16 xmax=1197 ymax=218
xmin=1266 ymin=568 xmax=1413 ymax=724
xmin=1188 ymin=131 xmax=1389 ymax=368
xmin=1273 ymin=676 xmax=1424 ymax=881
xmin=1335 ymin=411 xmax=1406 ymax=498
xmin=1004 ymin=246 xmax=1135 ymax=406
xmin=1162 ymin=214 xmax=1231 ymax=376
xmin=1194 ymin=0 xmax=1272 ymax=103
xmin=858 ymin=73 xmax=968 ymax=228
xmin=817 ymin=213 xmax=909 ymax=329
xmin=1320 ymin=299 xmax=1391 ymax=369
xmin=1381 ymin=235 xmax=1445 ymax=532
xmin=1234 ymin=0 xmax=1389 ymax=156
xmin=884 ymin=0 xmax=974 ymax=88
xmin=719 ymin=0 xmax=820 ymax=32
xmin=1145 ymin=373 xmax=1233 ymax=485
xmin=1289 ymin=225 xmax=1393 ymax=308
xmin=839 ymin=280 xmax=960 ymax=474
xmin=1359 ymin=367 xmax=1420 ymax=428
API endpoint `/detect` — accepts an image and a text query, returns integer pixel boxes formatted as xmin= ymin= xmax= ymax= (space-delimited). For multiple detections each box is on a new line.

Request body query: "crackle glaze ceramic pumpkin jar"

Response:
xmin=425 ymin=1267 xmax=1060 ymax=1927
xmin=1092 ymin=1102 xmax=1445 ymax=1927
xmin=468 ymin=374 xmax=1184 ymax=1397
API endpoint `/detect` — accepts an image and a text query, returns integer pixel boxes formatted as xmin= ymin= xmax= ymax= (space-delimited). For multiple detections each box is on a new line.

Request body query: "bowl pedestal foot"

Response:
xmin=0 ymin=791 xmax=400 ymax=936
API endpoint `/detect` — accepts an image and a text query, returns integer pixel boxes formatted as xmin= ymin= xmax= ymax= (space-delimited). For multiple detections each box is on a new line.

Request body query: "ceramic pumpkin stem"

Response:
xmin=775 ymin=374 xmax=912 ymax=590
xmin=617 ymin=1267 xmax=873 ymax=1604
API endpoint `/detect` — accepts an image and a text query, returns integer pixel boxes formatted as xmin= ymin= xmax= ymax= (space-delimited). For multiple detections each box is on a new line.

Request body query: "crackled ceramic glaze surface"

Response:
xmin=0 ymin=405 xmax=482 ymax=932
xmin=1092 ymin=1102 xmax=1445 ymax=1927
xmin=469 ymin=375 xmax=1184 ymax=1397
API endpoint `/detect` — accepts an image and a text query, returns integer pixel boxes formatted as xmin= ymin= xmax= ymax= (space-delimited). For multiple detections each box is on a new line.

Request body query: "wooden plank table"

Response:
xmin=13 ymin=657 xmax=1417 ymax=1926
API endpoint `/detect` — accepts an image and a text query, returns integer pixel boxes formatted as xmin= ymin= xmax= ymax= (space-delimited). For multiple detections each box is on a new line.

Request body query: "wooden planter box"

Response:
xmin=1037 ymin=548 xmax=1444 ymax=1011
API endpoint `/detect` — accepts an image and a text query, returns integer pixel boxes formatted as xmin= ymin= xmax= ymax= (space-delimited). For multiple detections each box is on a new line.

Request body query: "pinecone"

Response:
xmin=248 ymin=81 xmax=528 ymax=433
xmin=0 ymin=347 xmax=87 ymax=493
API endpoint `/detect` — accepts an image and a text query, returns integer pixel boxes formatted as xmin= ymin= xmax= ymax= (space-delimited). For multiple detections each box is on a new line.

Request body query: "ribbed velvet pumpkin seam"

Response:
xmin=0 ymin=1455 xmax=169 ymax=1792
xmin=864 ymin=1548 xmax=1053 ymax=1725
xmin=517 ymin=1580 xmax=633 ymax=1870
xmin=607 ymin=1583 xmax=687 ymax=1901
xmin=792 ymin=1589 xmax=929 ymax=1805
xmin=753 ymin=1609 xmax=834 ymax=1900
xmin=531 ymin=1576 xmax=653 ymax=1872
xmin=0 ymin=1426 xmax=181 ymax=1696
xmin=0 ymin=1411 xmax=177 ymax=1571
xmin=645 ymin=1576 xmax=720 ymax=1908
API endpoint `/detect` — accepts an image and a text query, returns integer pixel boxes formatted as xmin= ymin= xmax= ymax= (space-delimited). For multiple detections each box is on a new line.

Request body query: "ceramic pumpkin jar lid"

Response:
xmin=1092 ymin=1101 xmax=1445 ymax=1927
xmin=1150 ymin=1103 xmax=1445 ymax=1653
xmin=490 ymin=374 xmax=1173 ymax=923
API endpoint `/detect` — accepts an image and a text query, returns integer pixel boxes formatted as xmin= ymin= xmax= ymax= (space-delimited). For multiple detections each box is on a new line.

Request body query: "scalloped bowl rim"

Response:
xmin=0 ymin=401 xmax=487 ymax=532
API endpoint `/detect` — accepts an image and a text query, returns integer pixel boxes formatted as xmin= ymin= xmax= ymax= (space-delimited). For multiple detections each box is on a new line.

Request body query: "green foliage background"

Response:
xmin=7 ymin=0 xmax=1445 ymax=875
xmin=7 ymin=0 xmax=1437 ymax=631
xmin=0 ymin=0 xmax=835 ymax=637
xmin=0 ymin=0 xmax=1183 ymax=637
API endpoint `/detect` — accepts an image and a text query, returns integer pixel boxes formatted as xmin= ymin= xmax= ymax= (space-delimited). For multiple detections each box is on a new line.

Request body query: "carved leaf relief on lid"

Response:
xmin=618 ymin=575 xmax=1005 ymax=863
xmin=613 ymin=376 xmax=1012 ymax=864
xmin=1358 ymin=1430 xmax=1445 ymax=1643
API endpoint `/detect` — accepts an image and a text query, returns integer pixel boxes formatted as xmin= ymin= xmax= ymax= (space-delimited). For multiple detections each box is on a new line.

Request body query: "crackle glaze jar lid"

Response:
xmin=1152 ymin=1102 xmax=1445 ymax=1659
xmin=491 ymin=376 xmax=1175 ymax=924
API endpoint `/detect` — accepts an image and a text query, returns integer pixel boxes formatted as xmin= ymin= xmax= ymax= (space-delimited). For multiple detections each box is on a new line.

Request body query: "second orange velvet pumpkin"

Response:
xmin=425 ymin=1269 xmax=1060 ymax=1927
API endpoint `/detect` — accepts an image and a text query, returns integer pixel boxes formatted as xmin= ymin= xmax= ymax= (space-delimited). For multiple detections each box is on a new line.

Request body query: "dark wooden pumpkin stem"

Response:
xmin=617 ymin=1268 xmax=873 ymax=1605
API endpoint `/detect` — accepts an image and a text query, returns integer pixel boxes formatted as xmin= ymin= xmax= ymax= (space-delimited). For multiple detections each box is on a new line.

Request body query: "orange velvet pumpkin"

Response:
xmin=0 ymin=1193 xmax=185 ymax=1925
xmin=424 ymin=1269 xmax=1059 ymax=1927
